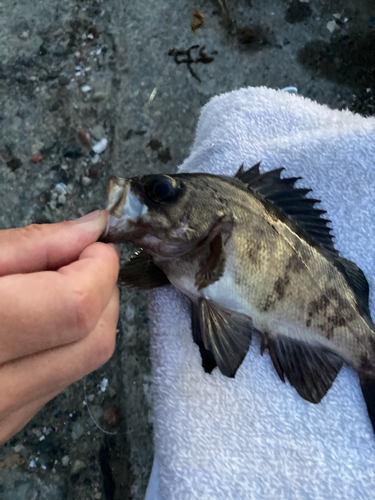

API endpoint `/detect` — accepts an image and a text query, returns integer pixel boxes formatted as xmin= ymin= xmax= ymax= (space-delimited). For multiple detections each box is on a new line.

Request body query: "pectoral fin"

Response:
xmin=191 ymin=301 xmax=217 ymax=373
xmin=266 ymin=335 xmax=343 ymax=403
xmin=197 ymin=298 xmax=256 ymax=378
xmin=118 ymin=249 xmax=170 ymax=290
xmin=195 ymin=233 xmax=226 ymax=291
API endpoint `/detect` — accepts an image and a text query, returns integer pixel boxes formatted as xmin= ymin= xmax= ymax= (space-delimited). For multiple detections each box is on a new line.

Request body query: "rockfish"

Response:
xmin=101 ymin=164 xmax=375 ymax=432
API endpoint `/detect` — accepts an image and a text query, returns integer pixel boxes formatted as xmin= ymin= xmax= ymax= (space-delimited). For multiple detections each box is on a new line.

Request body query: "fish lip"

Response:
xmin=100 ymin=177 xmax=146 ymax=241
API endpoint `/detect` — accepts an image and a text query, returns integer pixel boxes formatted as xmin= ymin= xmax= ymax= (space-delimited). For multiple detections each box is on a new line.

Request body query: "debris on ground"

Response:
xmin=191 ymin=10 xmax=204 ymax=37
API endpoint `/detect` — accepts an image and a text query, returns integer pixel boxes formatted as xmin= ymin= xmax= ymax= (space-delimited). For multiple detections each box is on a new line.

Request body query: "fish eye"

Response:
xmin=144 ymin=175 xmax=180 ymax=204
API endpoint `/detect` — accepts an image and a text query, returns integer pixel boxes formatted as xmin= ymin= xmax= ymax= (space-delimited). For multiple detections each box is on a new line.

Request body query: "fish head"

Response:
xmin=101 ymin=173 xmax=230 ymax=258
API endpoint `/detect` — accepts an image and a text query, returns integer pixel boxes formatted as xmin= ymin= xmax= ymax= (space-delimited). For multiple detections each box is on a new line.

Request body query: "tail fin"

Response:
xmin=360 ymin=381 xmax=375 ymax=433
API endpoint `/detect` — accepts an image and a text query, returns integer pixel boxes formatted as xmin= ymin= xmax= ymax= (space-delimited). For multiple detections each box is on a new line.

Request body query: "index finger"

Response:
xmin=0 ymin=241 xmax=120 ymax=365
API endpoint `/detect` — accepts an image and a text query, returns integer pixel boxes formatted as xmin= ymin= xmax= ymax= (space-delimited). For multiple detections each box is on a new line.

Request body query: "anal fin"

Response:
xmin=360 ymin=380 xmax=375 ymax=434
xmin=118 ymin=249 xmax=170 ymax=290
xmin=266 ymin=336 xmax=343 ymax=403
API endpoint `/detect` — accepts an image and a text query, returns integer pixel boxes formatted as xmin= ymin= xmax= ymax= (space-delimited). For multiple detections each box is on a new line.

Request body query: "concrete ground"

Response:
xmin=0 ymin=0 xmax=374 ymax=498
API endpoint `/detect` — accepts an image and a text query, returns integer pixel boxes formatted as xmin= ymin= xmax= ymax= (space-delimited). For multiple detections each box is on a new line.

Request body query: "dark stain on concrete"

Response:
xmin=285 ymin=0 xmax=312 ymax=24
xmin=298 ymin=28 xmax=375 ymax=115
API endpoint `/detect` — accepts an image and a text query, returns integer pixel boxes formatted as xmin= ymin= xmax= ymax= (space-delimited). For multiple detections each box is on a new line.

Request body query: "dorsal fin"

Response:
xmin=235 ymin=163 xmax=372 ymax=322
xmin=335 ymin=256 xmax=372 ymax=319
xmin=235 ymin=163 xmax=337 ymax=255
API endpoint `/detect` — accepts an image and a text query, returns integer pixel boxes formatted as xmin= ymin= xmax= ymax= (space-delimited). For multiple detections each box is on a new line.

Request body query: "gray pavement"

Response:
xmin=0 ymin=0 xmax=374 ymax=498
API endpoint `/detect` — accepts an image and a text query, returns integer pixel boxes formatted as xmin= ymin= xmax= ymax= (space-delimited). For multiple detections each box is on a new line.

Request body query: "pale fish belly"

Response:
xmin=202 ymin=260 xmax=332 ymax=348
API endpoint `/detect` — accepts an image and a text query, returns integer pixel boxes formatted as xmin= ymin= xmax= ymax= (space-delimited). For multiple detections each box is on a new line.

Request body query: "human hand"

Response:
xmin=0 ymin=211 xmax=120 ymax=444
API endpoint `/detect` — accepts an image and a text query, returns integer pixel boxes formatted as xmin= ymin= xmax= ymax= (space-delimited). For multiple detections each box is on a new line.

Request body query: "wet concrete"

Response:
xmin=0 ymin=0 xmax=374 ymax=498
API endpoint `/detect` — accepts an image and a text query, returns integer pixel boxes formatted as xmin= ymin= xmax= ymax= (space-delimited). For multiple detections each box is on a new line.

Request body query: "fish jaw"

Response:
xmin=101 ymin=177 xmax=148 ymax=242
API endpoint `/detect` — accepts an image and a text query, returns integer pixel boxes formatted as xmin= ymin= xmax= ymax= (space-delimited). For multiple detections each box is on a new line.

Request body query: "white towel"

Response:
xmin=145 ymin=87 xmax=375 ymax=500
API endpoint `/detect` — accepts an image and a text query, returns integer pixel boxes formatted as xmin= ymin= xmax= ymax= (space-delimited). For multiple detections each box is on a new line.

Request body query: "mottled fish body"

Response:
xmin=101 ymin=165 xmax=375 ymax=432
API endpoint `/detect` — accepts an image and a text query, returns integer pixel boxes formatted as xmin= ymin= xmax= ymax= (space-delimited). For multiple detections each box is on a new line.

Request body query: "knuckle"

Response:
xmin=73 ymin=292 xmax=100 ymax=338
xmin=18 ymin=223 xmax=48 ymax=239
xmin=91 ymin=328 xmax=116 ymax=369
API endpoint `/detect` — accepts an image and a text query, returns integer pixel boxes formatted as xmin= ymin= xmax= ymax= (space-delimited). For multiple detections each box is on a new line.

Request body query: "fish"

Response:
xmin=100 ymin=164 xmax=375 ymax=433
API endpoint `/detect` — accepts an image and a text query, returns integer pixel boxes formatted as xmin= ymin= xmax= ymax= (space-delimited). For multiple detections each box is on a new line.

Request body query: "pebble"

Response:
xmin=32 ymin=140 xmax=44 ymax=155
xmin=58 ymin=194 xmax=66 ymax=205
xmin=55 ymin=182 xmax=67 ymax=195
xmin=72 ymin=422 xmax=85 ymax=440
xmin=326 ymin=20 xmax=338 ymax=33
xmin=78 ymin=129 xmax=91 ymax=147
xmin=92 ymin=138 xmax=108 ymax=154
xmin=94 ymin=493 xmax=102 ymax=500
xmin=58 ymin=73 xmax=71 ymax=87
xmin=90 ymin=154 xmax=100 ymax=164
xmin=100 ymin=378 xmax=108 ymax=392
xmin=93 ymin=91 xmax=106 ymax=102
xmin=61 ymin=455 xmax=70 ymax=466
xmin=70 ymin=459 xmax=87 ymax=475
xmin=81 ymin=176 xmax=92 ymax=187
xmin=88 ymin=394 xmax=95 ymax=402
xmin=103 ymin=406 xmax=119 ymax=426
xmin=81 ymin=84 xmax=91 ymax=93
xmin=30 ymin=153 xmax=44 ymax=164
xmin=19 ymin=30 xmax=29 ymax=40
xmin=90 ymin=124 xmax=105 ymax=140
xmin=90 ymin=405 xmax=104 ymax=420
xmin=126 ymin=305 xmax=135 ymax=321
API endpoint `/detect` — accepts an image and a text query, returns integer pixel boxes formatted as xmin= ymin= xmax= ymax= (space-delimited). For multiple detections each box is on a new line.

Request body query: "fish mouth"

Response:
xmin=100 ymin=177 xmax=147 ymax=242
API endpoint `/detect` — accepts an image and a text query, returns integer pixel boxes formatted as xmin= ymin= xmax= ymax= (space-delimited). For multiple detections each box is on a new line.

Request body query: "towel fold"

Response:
xmin=145 ymin=87 xmax=375 ymax=500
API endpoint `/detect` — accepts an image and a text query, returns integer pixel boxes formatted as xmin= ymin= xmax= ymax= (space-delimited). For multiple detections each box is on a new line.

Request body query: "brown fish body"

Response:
xmin=155 ymin=184 xmax=375 ymax=377
xmin=102 ymin=166 xmax=375 ymax=431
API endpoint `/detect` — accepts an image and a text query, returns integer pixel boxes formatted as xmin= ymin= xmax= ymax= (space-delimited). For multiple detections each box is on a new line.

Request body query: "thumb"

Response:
xmin=0 ymin=210 xmax=108 ymax=276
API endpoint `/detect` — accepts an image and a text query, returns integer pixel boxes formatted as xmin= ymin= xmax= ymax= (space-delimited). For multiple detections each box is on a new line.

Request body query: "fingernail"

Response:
xmin=108 ymin=243 xmax=121 ymax=258
xmin=72 ymin=210 xmax=106 ymax=231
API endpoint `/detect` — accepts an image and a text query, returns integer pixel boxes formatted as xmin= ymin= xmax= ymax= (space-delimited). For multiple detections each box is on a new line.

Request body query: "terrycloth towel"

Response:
xmin=144 ymin=87 xmax=375 ymax=500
